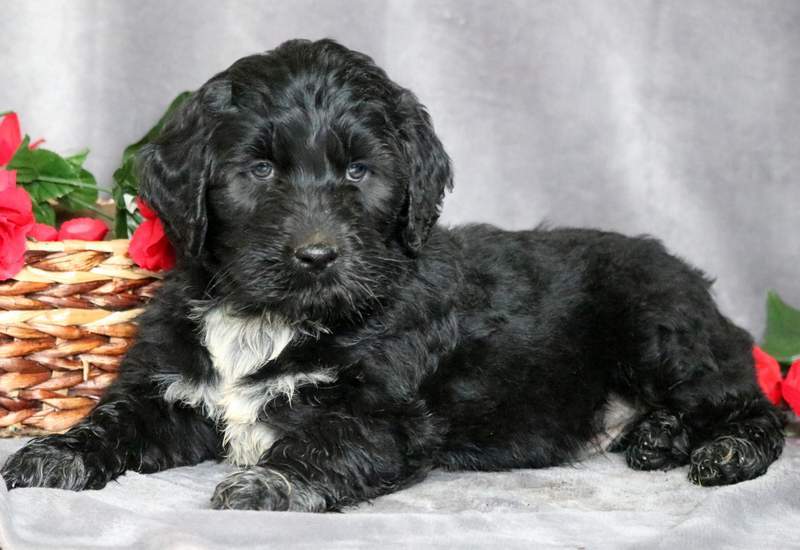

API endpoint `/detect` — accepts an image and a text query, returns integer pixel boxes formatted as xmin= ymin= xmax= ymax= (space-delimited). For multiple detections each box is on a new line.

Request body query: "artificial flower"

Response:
xmin=0 ymin=171 xmax=35 ymax=279
xmin=782 ymin=360 xmax=800 ymax=415
xmin=0 ymin=113 xmax=21 ymax=165
xmin=752 ymin=346 xmax=783 ymax=405
xmin=0 ymin=169 xmax=15 ymax=191
xmin=28 ymin=223 xmax=59 ymax=242
xmin=129 ymin=209 xmax=176 ymax=271
xmin=135 ymin=196 xmax=157 ymax=220
xmin=0 ymin=112 xmax=43 ymax=166
xmin=57 ymin=217 xmax=109 ymax=241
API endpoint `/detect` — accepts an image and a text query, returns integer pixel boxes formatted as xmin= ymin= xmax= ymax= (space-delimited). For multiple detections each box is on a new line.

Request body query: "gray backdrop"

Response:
xmin=2 ymin=0 xmax=798 ymax=336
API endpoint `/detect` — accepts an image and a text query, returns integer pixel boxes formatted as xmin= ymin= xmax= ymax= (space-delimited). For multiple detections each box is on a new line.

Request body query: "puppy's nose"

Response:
xmin=294 ymin=243 xmax=338 ymax=270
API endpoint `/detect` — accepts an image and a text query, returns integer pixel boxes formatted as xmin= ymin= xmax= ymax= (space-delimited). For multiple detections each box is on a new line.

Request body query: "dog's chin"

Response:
xmin=228 ymin=270 xmax=378 ymax=330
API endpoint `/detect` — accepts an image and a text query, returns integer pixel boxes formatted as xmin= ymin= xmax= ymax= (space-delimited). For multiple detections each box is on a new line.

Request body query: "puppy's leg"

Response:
xmin=686 ymin=394 xmax=784 ymax=486
xmin=211 ymin=406 xmax=440 ymax=511
xmin=2 ymin=379 xmax=218 ymax=491
xmin=666 ymin=326 xmax=785 ymax=486
xmin=620 ymin=305 xmax=785 ymax=485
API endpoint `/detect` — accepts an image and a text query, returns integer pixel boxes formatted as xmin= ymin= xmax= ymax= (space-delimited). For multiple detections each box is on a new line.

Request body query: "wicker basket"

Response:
xmin=0 ymin=240 xmax=162 ymax=436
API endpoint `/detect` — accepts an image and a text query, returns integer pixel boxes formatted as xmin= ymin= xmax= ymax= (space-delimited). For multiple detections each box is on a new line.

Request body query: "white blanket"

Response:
xmin=1 ymin=436 xmax=798 ymax=549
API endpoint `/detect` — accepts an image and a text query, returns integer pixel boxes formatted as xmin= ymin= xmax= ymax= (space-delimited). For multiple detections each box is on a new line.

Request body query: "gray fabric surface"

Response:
xmin=2 ymin=0 xmax=799 ymax=336
xmin=1 ymin=436 xmax=799 ymax=549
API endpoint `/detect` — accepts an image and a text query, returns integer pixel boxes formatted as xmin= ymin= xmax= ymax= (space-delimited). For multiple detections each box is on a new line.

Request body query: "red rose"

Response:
xmin=0 ymin=113 xmax=43 ymax=166
xmin=752 ymin=346 xmax=783 ymax=405
xmin=0 ymin=171 xmax=35 ymax=279
xmin=129 ymin=215 xmax=176 ymax=271
xmin=782 ymin=360 xmax=800 ymax=415
xmin=57 ymin=217 xmax=109 ymax=241
xmin=135 ymin=196 xmax=157 ymax=220
xmin=0 ymin=113 xmax=22 ymax=165
xmin=129 ymin=197 xmax=175 ymax=271
xmin=0 ymin=169 xmax=15 ymax=192
xmin=28 ymin=223 xmax=59 ymax=242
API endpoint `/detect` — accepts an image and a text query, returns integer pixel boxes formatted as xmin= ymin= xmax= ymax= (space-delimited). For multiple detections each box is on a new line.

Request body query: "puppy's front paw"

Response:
xmin=211 ymin=466 xmax=325 ymax=512
xmin=1 ymin=437 xmax=108 ymax=491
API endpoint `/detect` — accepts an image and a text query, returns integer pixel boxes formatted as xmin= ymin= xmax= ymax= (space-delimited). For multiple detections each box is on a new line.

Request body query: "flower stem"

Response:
xmin=36 ymin=176 xmax=98 ymax=189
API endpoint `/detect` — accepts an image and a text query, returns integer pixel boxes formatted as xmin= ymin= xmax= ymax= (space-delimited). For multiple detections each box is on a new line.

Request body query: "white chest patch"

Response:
xmin=158 ymin=305 xmax=335 ymax=466
xmin=587 ymin=395 xmax=640 ymax=457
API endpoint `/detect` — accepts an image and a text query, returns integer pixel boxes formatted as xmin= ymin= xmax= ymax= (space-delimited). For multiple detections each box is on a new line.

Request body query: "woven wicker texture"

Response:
xmin=0 ymin=240 xmax=161 ymax=436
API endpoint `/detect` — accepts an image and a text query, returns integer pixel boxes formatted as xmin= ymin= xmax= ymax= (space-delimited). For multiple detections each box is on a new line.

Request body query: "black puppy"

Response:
xmin=2 ymin=39 xmax=784 ymax=511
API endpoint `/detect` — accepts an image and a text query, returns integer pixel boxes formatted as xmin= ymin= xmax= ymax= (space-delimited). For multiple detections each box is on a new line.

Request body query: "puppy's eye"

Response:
xmin=250 ymin=161 xmax=274 ymax=180
xmin=345 ymin=162 xmax=368 ymax=182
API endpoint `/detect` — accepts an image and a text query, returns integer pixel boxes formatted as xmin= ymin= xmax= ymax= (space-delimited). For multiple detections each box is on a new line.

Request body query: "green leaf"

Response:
xmin=60 ymin=166 xmax=99 ymax=212
xmin=10 ymin=137 xmax=77 ymax=199
xmin=762 ymin=290 xmax=800 ymax=364
xmin=32 ymin=202 xmax=55 ymax=226
xmin=9 ymin=136 xmax=100 ymax=219
xmin=65 ymin=148 xmax=90 ymax=168
xmin=111 ymin=90 xmax=192 ymax=237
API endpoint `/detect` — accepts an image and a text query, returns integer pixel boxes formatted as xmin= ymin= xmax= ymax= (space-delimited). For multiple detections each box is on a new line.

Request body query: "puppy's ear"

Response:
xmin=137 ymin=80 xmax=230 ymax=260
xmin=397 ymin=90 xmax=453 ymax=254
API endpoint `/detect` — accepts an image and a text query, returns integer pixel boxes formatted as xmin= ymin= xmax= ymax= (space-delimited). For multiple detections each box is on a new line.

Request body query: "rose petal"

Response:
xmin=57 ymin=218 xmax=109 ymax=241
xmin=782 ymin=360 xmax=800 ymax=415
xmin=0 ymin=184 xmax=34 ymax=230
xmin=0 ymin=169 xmax=16 ymax=192
xmin=0 ymin=221 xmax=28 ymax=280
xmin=135 ymin=197 xmax=157 ymax=220
xmin=0 ymin=181 xmax=34 ymax=280
xmin=752 ymin=346 xmax=783 ymax=405
xmin=129 ymin=218 xmax=175 ymax=271
xmin=28 ymin=223 xmax=59 ymax=242
xmin=0 ymin=113 xmax=22 ymax=166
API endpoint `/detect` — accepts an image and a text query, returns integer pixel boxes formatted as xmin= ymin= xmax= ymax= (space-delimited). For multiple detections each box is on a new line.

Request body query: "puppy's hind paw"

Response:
xmin=689 ymin=436 xmax=767 ymax=486
xmin=211 ymin=466 xmax=326 ymax=512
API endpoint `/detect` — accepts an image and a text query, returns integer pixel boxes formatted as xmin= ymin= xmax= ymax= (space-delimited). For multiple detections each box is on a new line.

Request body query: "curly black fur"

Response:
xmin=1 ymin=39 xmax=785 ymax=509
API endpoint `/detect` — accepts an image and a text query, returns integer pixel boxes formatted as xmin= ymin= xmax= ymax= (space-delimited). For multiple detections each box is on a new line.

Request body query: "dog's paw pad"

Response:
xmin=688 ymin=436 xmax=765 ymax=486
xmin=621 ymin=411 xmax=690 ymax=471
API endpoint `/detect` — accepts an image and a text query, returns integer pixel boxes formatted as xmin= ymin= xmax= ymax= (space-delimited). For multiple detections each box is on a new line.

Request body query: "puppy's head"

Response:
xmin=138 ymin=39 xmax=452 ymax=325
